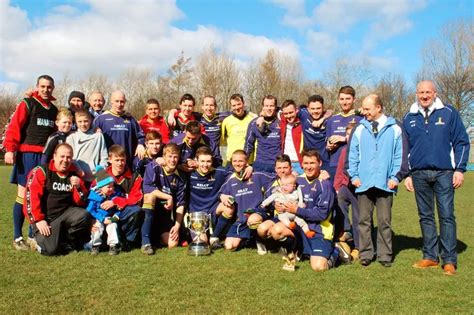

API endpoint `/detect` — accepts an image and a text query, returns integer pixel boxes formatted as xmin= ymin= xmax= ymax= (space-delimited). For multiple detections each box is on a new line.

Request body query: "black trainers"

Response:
xmin=211 ymin=241 xmax=224 ymax=250
xmin=109 ymin=245 xmax=120 ymax=256
xmin=141 ymin=244 xmax=154 ymax=255
xmin=335 ymin=242 xmax=352 ymax=265
xmin=91 ymin=246 xmax=100 ymax=256
xmin=13 ymin=238 xmax=29 ymax=251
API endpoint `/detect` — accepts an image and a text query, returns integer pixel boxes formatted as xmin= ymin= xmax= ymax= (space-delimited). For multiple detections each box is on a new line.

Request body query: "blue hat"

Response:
xmin=94 ymin=166 xmax=114 ymax=190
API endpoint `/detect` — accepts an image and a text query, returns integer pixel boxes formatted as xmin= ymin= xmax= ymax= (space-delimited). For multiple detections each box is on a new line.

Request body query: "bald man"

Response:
xmin=93 ymin=91 xmax=145 ymax=167
xmin=403 ymin=81 xmax=469 ymax=275
xmin=348 ymin=94 xmax=408 ymax=267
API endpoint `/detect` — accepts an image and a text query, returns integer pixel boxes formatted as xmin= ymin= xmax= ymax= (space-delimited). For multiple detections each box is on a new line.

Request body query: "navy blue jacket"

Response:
xmin=402 ymin=99 xmax=469 ymax=172
xmin=244 ymin=117 xmax=282 ymax=164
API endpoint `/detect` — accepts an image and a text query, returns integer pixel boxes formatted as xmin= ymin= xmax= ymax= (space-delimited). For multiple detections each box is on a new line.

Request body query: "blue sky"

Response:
xmin=1 ymin=0 xmax=472 ymax=91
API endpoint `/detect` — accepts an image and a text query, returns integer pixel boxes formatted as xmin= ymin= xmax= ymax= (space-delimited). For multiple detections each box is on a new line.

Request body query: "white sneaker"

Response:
xmin=256 ymin=241 xmax=267 ymax=255
xmin=13 ymin=237 xmax=29 ymax=251
xmin=27 ymin=237 xmax=38 ymax=251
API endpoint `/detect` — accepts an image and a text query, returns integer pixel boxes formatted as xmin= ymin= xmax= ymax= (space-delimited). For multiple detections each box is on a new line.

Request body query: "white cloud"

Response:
xmin=313 ymin=0 xmax=427 ymax=36
xmin=51 ymin=5 xmax=79 ymax=15
xmin=306 ymin=30 xmax=338 ymax=58
xmin=268 ymin=0 xmax=312 ymax=29
xmin=366 ymin=55 xmax=397 ymax=71
xmin=225 ymin=32 xmax=300 ymax=61
xmin=1 ymin=0 xmax=300 ymax=86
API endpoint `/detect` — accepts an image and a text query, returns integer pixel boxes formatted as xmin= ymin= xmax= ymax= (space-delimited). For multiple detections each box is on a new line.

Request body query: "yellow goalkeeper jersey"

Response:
xmin=221 ymin=111 xmax=257 ymax=163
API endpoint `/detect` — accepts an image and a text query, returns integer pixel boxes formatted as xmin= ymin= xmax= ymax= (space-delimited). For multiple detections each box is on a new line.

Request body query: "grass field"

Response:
xmin=0 ymin=165 xmax=473 ymax=314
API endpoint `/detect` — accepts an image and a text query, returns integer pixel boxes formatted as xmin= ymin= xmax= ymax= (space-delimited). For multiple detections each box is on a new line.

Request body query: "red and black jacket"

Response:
xmin=24 ymin=160 xmax=87 ymax=223
xmin=3 ymin=92 xmax=58 ymax=153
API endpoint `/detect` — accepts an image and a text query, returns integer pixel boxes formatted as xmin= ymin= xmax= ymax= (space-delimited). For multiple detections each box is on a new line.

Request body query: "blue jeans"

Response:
xmin=411 ymin=170 xmax=457 ymax=265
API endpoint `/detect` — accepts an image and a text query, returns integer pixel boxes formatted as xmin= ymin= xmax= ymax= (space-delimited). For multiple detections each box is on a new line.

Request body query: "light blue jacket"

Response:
xmin=348 ymin=116 xmax=408 ymax=193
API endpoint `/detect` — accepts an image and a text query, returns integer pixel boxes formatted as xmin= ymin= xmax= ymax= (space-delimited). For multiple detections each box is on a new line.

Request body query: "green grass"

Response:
xmin=0 ymin=165 xmax=473 ymax=314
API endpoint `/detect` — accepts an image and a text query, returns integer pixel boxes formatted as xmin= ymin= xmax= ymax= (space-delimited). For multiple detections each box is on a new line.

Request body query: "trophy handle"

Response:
xmin=204 ymin=213 xmax=212 ymax=234
xmin=183 ymin=213 xmax=190 ymax=229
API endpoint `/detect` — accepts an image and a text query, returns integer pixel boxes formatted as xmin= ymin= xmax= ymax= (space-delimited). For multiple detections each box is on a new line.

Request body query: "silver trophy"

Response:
xmin=187 ymin=211 xmax=211 ymax=256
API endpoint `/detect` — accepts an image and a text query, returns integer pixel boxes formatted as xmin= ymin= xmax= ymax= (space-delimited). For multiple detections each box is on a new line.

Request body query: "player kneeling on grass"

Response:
xmin=260 ymin=174 xmax=314 ymax=238
xmin=141 ymin=143 xmax=187 ymax=254
xmin=24 ymin=143 xmax=91 ymax=255
xmin=274 ymin=150 xmax=345 ymax=271
xmin=188 ymin=147 xmax=253 ymax=249
xmin=219 ymin=150 xmax=273 ymax=251
xmin=85 ymin=166 xmax=124 ymax=256
xmin=98 ymin=145 xmax=143 ymax=250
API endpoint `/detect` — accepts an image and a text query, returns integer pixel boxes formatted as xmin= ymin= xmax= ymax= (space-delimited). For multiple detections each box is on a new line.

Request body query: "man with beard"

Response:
xmin=244 ymin=95 xmax=281 ymax=173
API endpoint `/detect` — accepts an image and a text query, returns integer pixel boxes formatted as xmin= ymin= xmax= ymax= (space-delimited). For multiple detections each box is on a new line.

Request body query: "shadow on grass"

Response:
xmin=392 ymin=233 xmax=468 ymax=259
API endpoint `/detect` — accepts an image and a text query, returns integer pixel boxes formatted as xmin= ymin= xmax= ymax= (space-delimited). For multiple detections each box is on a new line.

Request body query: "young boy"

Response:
xmin=66 ymin=109 xmax=108 ymax=185
xmin=86 ymin=166 xmax=122 ymax=255
xmin=133 ymin=131 xmax=163 ymax=177
xmin=41 ymin=108 xmax=73 ymax=164
xmin=141 ymin=143 xmax=187 ymax=254
xmin=96 ymin=145 xmax=143 ymax=248
xmin=218 ymin=150 xmax=273 ymax=251
xmin=334 ymin=122 xmax=360 ymax=260
xmin=139 ymin=99 xmax=170 ymax=144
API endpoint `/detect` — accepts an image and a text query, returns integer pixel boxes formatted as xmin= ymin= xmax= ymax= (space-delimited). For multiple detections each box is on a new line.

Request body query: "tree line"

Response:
xmin=0 ymin=20 xmax=472 ymax=128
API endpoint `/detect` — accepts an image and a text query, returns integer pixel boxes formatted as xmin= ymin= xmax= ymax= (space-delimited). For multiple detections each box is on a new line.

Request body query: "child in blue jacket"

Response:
xmin=86 ymin=166 xmax=122 ymax=255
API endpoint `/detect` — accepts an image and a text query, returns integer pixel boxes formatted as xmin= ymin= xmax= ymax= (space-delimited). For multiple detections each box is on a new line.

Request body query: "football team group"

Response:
xmin=3 ymin=75 xmax=469 ymax=275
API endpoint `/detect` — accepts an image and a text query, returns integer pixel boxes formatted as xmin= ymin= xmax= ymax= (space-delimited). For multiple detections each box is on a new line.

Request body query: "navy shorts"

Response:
xmin=155 ymin=209 xmax=175 ymax=235
xmin=302 ymin=233 xmax=333 ymax=258
xmin=10 ymin=152 xmax=42 ymax=186
xmin=226 ymin=221 xmax=251 ymax=239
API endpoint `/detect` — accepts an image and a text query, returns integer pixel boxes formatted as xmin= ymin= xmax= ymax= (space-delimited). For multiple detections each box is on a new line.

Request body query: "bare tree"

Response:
xmin=194 ymin=47 xmax=241 ymax=111
xmin=244 ymin=49 xmax=304 ymax=112
xmin=322 ymin=57 xmax=373 ymax=110
xmin=53 ymin=72 xmax=73 ymax=107
xmin=78 ymin=74 xmax=112 ymax=101
xmin=115 ymin=68 xmax=156 ymax=118
xmin=156 ymin=51 xmax=194 ymax=111
xmin=374 ymin=73 xmax=410 ymax=120
xmin=420 ymin=20 xmax=473 ymax=123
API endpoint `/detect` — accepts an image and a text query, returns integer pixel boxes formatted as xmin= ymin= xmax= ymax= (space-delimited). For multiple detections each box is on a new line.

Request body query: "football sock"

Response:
xmin=328 ymin=247 xmax=339 ymax=269
xmin=141 ymin=209 xmax=154 ymax=245
xmin=13 ymin=197 xmax=24 ymax=240
xmin=212 ymin=214 xmax=231 ymax=238
xmin=279 ymin=236 xmax=295 ymax=252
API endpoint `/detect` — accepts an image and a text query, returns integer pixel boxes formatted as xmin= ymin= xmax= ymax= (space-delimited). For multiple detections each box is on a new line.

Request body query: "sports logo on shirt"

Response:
xmin=78 ymin=138 xmax=93 ymax=145
xmin=435 ymin=117 xmax=445 ymax=125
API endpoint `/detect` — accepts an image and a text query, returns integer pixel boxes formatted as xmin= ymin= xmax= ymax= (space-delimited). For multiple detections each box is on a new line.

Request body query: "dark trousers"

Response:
xmin=357 ymin=188 xmax=393 ymax=262
xmin=34 ymin=207 xmax=91 ymax=256
xmin=337 ymin=185 xmax=360 ymax=249
xmin=119 ymin=205 xmax=141 ymax=244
